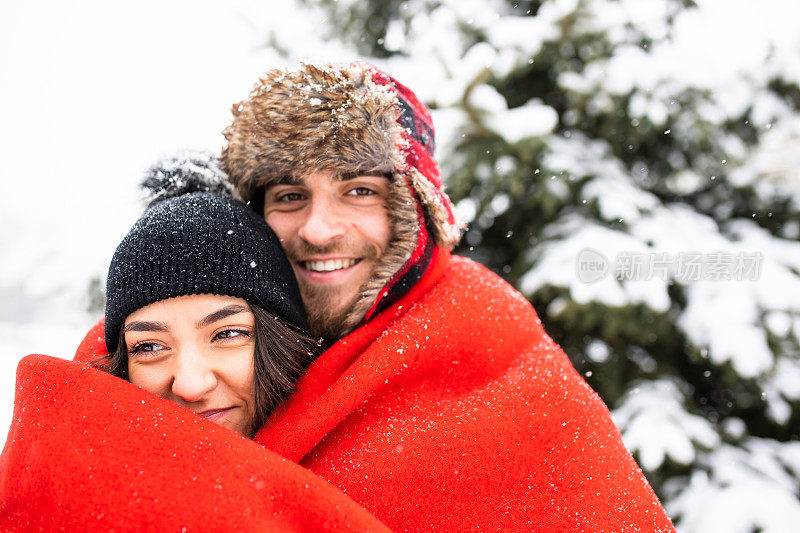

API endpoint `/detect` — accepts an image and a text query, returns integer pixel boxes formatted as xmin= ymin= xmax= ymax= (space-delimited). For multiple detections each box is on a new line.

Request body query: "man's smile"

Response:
xmin=294 ymin=257 xmax=368 ymax=286
xmin=301 ymin=258 xmax=361 ymax=273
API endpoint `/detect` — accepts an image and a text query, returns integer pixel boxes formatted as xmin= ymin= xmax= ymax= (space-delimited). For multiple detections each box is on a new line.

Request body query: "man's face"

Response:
xmin=263 ymin=169 xmax=393 ymax=338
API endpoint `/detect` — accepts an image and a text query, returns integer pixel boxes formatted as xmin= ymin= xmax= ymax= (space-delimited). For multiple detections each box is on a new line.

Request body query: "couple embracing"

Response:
xmin=0 ymin=62 xmax=675 ymax=532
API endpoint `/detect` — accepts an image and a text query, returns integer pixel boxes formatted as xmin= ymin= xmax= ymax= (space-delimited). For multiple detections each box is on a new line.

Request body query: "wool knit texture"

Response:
xmin=104 ymin=192 xmax=306 ymax=352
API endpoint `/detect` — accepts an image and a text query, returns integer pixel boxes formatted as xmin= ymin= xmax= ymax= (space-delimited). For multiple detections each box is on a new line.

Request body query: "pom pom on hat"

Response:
xmin=141 ymin=150 xmax=233 ymax=208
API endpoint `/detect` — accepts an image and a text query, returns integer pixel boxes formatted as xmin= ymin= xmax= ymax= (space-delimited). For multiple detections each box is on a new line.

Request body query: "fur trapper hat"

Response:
xmin=220 ymin=62 xmax=463 ymax=335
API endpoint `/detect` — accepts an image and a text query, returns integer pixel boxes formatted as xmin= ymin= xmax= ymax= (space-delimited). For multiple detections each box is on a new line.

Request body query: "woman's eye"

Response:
xmin=129 ymin=342 xmax=165 ymax=356
xmin=213 ymin=329 xmax=251 ymax=341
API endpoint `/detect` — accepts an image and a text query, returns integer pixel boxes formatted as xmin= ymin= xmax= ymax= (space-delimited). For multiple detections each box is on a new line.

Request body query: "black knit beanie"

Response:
xmin=104 ymin=155 xmax=307 ymax=353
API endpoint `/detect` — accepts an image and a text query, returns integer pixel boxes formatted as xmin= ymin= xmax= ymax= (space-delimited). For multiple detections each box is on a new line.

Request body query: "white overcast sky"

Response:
xmin=0 ymin=0 xmax=353 ymax=323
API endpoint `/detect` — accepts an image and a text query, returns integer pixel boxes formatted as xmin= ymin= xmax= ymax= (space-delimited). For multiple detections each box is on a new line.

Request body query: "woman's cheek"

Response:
xmin=128 ymin=365 xmax=168 ymax=395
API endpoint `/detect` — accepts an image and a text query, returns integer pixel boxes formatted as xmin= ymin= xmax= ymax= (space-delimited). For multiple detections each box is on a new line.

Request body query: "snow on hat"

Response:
xmin=220 ymin=61 xmax=464 ymax=247
xmin=221 ymin=62 xmax=461 ymax=249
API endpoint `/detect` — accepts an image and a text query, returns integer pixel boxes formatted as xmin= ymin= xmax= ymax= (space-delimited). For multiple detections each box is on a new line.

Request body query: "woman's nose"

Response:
xmin=170 ymin=349 xmax=217 ymax=403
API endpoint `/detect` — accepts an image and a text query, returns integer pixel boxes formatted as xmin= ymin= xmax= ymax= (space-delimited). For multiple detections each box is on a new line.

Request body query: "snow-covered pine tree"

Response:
xmin=286 ymin=0 xmax=800 ymax=529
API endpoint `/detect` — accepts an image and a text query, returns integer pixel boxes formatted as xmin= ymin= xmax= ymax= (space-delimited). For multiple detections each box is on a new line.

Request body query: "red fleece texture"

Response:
xmin=5 ymin=250 xmax=675 ymax=532
xmin=0 ymin=355 xmax=390 ymax=532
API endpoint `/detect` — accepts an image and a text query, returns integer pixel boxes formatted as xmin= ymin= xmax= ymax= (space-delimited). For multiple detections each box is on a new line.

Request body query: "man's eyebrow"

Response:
xmin=264 ymin=172 xmax=391 ymax=188
xmin=196 ymin=304 xmax=250 ymax=329
xmin=339 ymin=171 xmax=393 ymax=181
xmin=264 ymin=175 xmax=301 ymax=189
xmin=123 ymin=321 xmax=168 ymax=333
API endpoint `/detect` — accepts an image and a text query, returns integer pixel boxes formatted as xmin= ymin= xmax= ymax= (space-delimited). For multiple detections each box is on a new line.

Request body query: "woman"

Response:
xmin=96 ymin=174 xmax=318 ymax=438
xmin=0 ymin=155 xmax=391 ymax=531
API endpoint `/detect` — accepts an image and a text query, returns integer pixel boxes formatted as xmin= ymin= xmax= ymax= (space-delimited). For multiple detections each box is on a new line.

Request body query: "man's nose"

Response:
xmin=297 ymin=196 xmax=347 ymax=246
xmin=170 ymin=348 xmax=217 ymax=403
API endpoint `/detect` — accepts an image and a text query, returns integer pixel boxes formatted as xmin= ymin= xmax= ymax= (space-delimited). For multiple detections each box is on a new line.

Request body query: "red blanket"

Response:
xmin=2 ymin=248 xmax=675 ymax=531
xmin=0 ymin=355 xmax=390 ymax=531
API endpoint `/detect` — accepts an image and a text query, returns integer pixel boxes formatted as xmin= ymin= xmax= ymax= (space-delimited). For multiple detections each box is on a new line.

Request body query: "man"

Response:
xmin=220 ymin=62 xmax=676 ymax=531
xmin=221 ymin=62 xmax=461 ymax=343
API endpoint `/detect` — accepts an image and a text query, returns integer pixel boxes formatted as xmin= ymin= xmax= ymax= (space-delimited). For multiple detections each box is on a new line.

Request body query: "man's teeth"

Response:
xmin=304 ymin=258 xmax=358 ymax=272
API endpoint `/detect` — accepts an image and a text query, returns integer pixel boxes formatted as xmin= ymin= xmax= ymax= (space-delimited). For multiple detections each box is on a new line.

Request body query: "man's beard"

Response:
xmin=300 ymin=281 xmax=356 ymax=340
xmin=284 ymin=239 xmax=381 ymax=340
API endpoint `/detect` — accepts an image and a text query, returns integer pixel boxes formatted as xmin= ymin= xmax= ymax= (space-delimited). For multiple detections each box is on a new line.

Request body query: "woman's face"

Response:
xmin=124 ymin=294 xmax=256 ymax=437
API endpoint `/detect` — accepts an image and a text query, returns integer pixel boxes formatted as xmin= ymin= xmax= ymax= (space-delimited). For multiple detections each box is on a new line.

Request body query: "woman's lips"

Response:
xmin=197 ymin=407 xmax=233 ymax=422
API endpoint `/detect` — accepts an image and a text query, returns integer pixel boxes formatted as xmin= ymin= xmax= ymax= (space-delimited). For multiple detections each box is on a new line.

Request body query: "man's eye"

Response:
xmin=276 ymin=192 xmax=305 ymax=202
xmin=346 ymin=187 xmax=376 ymax=197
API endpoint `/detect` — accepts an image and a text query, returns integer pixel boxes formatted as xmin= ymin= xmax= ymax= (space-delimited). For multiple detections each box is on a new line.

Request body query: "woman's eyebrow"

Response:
xmin=123 ymin=321 xmax=168 ymax=333
xmin=196 ymin=305 xmax=250 ymax=328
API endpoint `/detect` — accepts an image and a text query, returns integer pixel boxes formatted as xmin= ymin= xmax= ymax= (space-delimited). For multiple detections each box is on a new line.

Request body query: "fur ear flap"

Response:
xmin=141 ymin=150 xmax=233 ymax=208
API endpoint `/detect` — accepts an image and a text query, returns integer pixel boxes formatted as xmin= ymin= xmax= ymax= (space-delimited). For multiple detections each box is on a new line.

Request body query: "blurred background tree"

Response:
xmin=285 ymin=0 xmax=800 ymax=529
